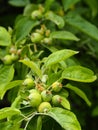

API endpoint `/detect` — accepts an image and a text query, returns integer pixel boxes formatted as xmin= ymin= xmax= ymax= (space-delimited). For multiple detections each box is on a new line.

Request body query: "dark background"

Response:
xmin=0 ymin=0 xmax=23 ymax=27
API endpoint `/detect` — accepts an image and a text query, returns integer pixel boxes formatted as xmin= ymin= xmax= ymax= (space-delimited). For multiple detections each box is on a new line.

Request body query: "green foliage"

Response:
xmin=0 ymin=107 xmax=21 ymax=120
xmin=47 ymin=107 xmax=81 ymax=130
xmin=45 ymin=11 xmax=65 ymax=28
xmin=44 ymin=49 xmax=78 ymax=67
xmin=14 ymin=17 xmax=40 ymax=45
xmin=62 ymin=0 xmax=80 ymax=11
xmin=65 ymin=83 xmax=91 ymax=106
xmin=85 ymin=0 xmax=98 ymax=17
xmin=50 ymin=31 xmax=79 ymax=41
xmin=8 ymin=0 xmax=30 ymax=7
xmin=0 ymin=26 xmax=11 ymax=46
xmin=65 ymin=12 xmax=98 ymax=41
xmin=0 ymin=0 xmax=98 ymax=130
xmin=62 ymin=65 xmax=97 ymax=82
xmin=20 ymin=59 xmax=42 ymax=78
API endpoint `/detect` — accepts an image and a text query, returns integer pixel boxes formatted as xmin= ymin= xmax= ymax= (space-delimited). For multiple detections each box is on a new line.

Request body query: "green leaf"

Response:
xmin=62 ymin=65 xmax=97 ymax=82
xmin=0 ymin=121 xmax=22 ymax=130
xmin=9 ymin=0 xmax=30 ymax=7
xmin=47 ymin=71 xmax=62 ymax=86
xmin=62 ymin=0 xmax=80 ymax=11
xmin=84 ymin=0 xmax=98 ymax=17
xmin=11 ymin=95 xmax=21 ymax=108
xmin=20 ymin=59 xmax=42 ymax=78
xmin=65 ymin=83 xmax=91 ymax=106
xmin=47 ymin=107 xmax=81 ymax=130
xmin=45 ymin=11 xmax=65 ymax=28
xmin=0 ymin=65 xmax=14 ymax=99
xmin=0 ymin=121 xmax=12 ymax=130
xmin=45 ymin=0 xmax=55 ymax=11
xmin=0 ymin=80 xmax=23 ymax=100
xmin=65 ymin=12 xmax=98 ymax=41
xmin=0 ymin=65 xmax=14 ymax=84
xmin=23 ymin=4 xmax=38 ymax=16
xmin=45 ymin=49 xmax=78 ymax=67
xmin=59 ymin=88 xmax=69 ymax=98
xmin=0 ymin=26 xmax=11 ymax=46
xmin=14 ymin=16 xmax=40 ymax=45
xmin=60 ymin=96 xmax=71 ymax=110
xmin=92 ymin=106 xmax=98 ymax=116
xmin=0 ymin=107 xmax=21 ymax=120
xmin=50 ymin=31 xmax=79 ymax=41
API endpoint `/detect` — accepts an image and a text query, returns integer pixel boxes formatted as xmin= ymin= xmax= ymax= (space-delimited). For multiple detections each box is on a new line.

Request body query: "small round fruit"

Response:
xmin=41 ymin=90 xmax=52 ymax=102
xmin=3 ymin=55 xmax=13 ymax=65
xmin=41 ymin=37 xmax=52 ymax=44
xmin=9 ymin=46 xmax=17 ymax=54
xmin=23 ymin=78 xmax=34 ymax=89
xmin=38 ymin=102 xmax=52 ymax=113
xmin=29 ymin=89 xmax=38 ymax=94
xmin=29 ymin=90 xmax=42 ymax=107
xmin=52 ymin=81 xmax=62 ymax=92
xmin=52 ymin=95 xmax=62 ymax=106
xmin=31 ymin=10 xmax=42 ymax=20
xmin=31 ymin=32 xmax=43 ymax=43
xmin=11 ymin=54 xmax=19 ymax=61
xmin=17 ymin=49 xmax=22 ymax=55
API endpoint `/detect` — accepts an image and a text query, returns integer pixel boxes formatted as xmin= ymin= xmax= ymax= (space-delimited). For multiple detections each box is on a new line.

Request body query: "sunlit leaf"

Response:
xmin=62 ymin=65 xmax=97 ymax=82
xmin=0 ymin=107 xmax=21 ymax=120
xmin=0 ymin=65 xmax=14 ymax=84
xmin=0 ymin=26 xmax=11 ymax=46
xmin=0 ymin=65 xmax=14 ymax=99
xmin=0 ymin=80 xmax=23 ymax=99
xmin=20 ymin=59 xmax=42 ymax=78
xmin=50 ymin=31 xmax=79 ymax=41
xmin=45 ymin=49 xmax=78 ymax=67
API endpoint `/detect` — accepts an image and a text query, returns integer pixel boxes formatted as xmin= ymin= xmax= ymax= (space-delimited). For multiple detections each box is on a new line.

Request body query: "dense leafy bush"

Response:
xmin=0 ymin=0 xmax=98 ymax=130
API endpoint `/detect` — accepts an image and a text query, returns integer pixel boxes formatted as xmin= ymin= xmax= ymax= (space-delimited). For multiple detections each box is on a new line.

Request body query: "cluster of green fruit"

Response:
xmin=22 ymin=77 xmax=69 ymax=113
xmin=30 ymin=24 xmax=52 ymax=45
xmin=30 ymin=5 xmax=52 ymax=45
xmin=2 ymin=46 xmax=21 ymax=65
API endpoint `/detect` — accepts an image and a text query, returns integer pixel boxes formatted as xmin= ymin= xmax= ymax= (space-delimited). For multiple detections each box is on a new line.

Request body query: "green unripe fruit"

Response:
xmin=31 ymin=10 xmax=42 ymax=20
xmin=3 ymin=55 xmax=13 ymax=65
xmin=9 ymin=46 xmax=17 ymax=54
xmin=52 ymin=81 xmax=62 ymax=92
xmin=29 ymin=89 xmax=38 ymax=94
xmin=38 ymin=102 xmax=52 ymax=113
xmin=29 ymin=90 xmax=42 ymax=107
xmin=52 ymin=95 xmax=62 ymax=106
xmin=41 ymin=37 xmax=52 ymax=44
xmin=23 ymin=78 xmax=34 ymax=89
xmin=41 ymin=90 xmax=52 ymax=102
xmin=11 ymin=54 xmax=19 ymax=61
xmin=31 ymin=32 xmax=43 ymax=43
